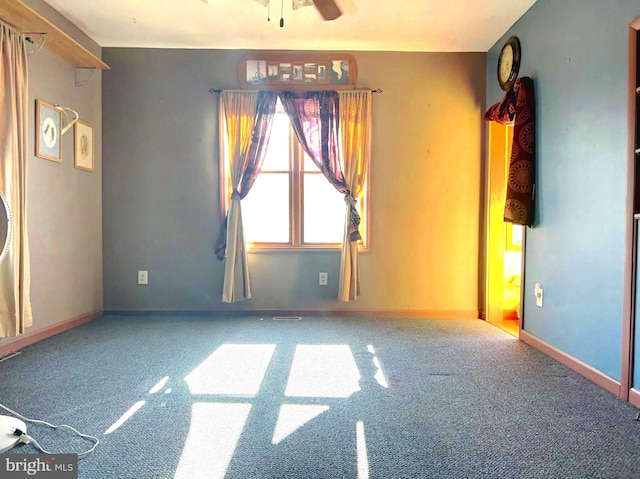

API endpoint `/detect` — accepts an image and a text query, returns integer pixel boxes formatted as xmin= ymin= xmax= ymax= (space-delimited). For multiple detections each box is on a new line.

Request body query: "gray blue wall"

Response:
xmin=8 ymin=0 xmax=637 ymax=399
xmin=0 ymin=0 xmax=103 ymax=347
xmin=486 ymin=0 xmax=639 ymax=381
xmin=102 ymin=49 xmax=486 ymax=315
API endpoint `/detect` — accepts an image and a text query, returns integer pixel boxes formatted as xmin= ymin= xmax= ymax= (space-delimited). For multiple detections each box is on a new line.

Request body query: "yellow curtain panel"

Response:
xmin=0 ymin=22 xmax=32 ymax=337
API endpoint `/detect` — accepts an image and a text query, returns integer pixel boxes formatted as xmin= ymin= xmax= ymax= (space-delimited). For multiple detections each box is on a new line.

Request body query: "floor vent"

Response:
xmin=272 ymin=316 xmax=303 ymax=321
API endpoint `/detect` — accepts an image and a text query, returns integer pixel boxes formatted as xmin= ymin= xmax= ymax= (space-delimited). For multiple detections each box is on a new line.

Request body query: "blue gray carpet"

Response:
xmin=1 ymin=314 xmax=639 ymax=478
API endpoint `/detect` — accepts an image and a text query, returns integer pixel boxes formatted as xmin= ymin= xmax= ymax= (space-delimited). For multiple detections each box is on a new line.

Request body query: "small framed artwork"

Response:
xmin=246 ymin=60 xmax=266 ymax=85
xmin=35 ymin=99 xmax=62 ymax=162
xmin=318 ymin=64 xmax=327 ymax=81
xmin=267 ymin=63 xmax=279 ymax=82
xmin=329 ymin=60 xmax=350 ymax=85
xmin=74 ymin=120 xmax=94 ymax=172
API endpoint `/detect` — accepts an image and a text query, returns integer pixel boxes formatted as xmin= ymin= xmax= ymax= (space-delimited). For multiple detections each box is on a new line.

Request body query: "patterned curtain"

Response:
xmin=338 ymin=90 xmax=371 ymax=302
xmin=215 ymin=91 xmax=277 ymax=302
xmin=483 ymin=77 xmax=536 ymax=226
xmin=0 ymin=22 xmax=32 ymax=337
xmin=279 ymin=90 xmax=361 ymax=243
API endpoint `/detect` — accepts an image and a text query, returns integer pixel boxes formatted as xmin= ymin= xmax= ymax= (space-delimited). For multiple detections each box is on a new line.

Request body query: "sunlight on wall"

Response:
xmin=104 ymin=400 xmax=146 ymax=435
xmin=184 ymin=344 xmax=276 ymax=396
xmin=271 ymin=404 xmax=330 ymax=444
xmin=174 ymin=402 xmax=252 ymax=479
xmin=284 ymin=345 xmax=361 ymax=398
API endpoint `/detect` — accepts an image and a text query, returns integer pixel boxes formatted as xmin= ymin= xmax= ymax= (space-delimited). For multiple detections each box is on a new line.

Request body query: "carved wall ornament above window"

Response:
xmin=239 ymin=54 xmax=357 ymax=90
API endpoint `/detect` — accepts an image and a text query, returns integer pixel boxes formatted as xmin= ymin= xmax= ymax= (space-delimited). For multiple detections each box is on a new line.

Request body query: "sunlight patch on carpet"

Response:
xmin=104 ymin=400 xmax=146 ymax=435
xmin=184 ymin=344 xmax=276 ymax=396
xmin=356 ymin=420 xmax=369 ymax=479
xmin=272 ymin=404 xmax=330 ymax=444
xmin=148 ymin=376 xmax=169 ymax=394
xmin=367 ymin=345 xmax=389 ymax=389
xmin=285 ymin=345 xmax=361 ymax=398
xmin=174 ymin=402 xmax=251 ymax=479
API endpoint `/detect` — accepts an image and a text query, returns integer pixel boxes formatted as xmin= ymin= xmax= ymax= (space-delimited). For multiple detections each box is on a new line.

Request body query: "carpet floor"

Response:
xmin=0 ymin=314 xmax=639 ymax=478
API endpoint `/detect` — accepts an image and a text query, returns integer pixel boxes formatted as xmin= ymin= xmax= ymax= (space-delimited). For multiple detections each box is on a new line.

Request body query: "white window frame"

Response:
xmin=219 ymin=99 xmax=370 ymax=252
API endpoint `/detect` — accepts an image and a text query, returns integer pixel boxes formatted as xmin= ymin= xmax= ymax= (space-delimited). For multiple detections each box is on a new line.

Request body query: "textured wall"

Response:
xmin=486 ymin=0 xmax=638 ymax=380
xmin=102 ymin=48 xmax=485 ymax=315
xmin=0 ymin=0 xmax=103 ymax=346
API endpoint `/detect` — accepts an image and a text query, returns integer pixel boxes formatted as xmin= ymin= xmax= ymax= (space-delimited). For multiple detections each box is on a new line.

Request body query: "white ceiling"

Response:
xmin=44 ymin=0 xmax=537 ymax=52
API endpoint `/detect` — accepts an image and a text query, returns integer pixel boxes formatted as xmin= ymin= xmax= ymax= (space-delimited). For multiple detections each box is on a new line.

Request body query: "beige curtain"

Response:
xmin=220 ymin=91 xmax=258 ymax=303
xmin=0 ymin=22 xmax=32 ymax=337
xmin=338 ymin=90 xmax=372 ymax=302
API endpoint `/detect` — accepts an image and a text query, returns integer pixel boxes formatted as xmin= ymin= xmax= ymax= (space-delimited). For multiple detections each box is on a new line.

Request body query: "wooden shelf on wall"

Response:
xmin=0 ymin=0 xmax=109 ymax=70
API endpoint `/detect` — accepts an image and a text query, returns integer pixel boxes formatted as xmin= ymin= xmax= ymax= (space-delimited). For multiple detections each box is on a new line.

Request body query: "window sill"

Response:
xmin=247 ymin=245 xmax=369 ymax=253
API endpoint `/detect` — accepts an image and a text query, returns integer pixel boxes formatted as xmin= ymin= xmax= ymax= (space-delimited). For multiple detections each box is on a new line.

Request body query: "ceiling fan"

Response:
xmin=201 ymin=0 xmax=343 ymax=22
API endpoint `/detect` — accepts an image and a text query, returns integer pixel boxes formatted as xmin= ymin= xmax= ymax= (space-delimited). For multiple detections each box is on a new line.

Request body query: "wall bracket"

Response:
xmin=75 ymin=67 xmax=96 ymax=87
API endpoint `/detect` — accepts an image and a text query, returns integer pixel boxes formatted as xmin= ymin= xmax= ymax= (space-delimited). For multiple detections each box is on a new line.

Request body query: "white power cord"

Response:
xmin=0 ymin=403 xmax=99 ymax=456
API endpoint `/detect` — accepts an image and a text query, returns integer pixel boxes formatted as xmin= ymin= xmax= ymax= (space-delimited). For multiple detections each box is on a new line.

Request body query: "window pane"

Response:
xmin=303 ymin=174 xmax=345 ymax=244
xmin=262 ymin=112 xmax=290 ymax=172
xmin=303 ymin=153 xmax=319 ymax=172
xmin=243 ymin=174 xmax=290 ymax=243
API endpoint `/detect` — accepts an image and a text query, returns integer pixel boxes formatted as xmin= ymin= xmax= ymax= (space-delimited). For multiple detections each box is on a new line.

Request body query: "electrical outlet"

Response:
xmin=138 ymin=270 xmax=148 ymax=285
xmin=534 ymin=283 xmax=543 ymax=307
xmin=319 ymin=272 xmax=328 ymax=286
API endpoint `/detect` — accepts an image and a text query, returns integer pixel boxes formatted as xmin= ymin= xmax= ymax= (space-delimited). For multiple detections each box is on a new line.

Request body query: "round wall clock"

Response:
xmin=497 ymin=36 xmax=521 ymax=91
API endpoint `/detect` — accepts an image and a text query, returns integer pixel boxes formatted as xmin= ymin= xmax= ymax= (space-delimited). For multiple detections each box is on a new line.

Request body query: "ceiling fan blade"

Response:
xmin=314 ymin=0 xmax=342 ymax=21
xmin=337 ymin=0 xmax=358 ymax=14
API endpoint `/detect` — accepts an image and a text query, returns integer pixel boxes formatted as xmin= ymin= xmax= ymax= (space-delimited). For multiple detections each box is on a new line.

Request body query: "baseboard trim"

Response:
xmin=520 ymin=330 xmax=621 ymax=397
xmin=104 ymin=309 xmax=481 ymax=319
xmin=629 ymin=388 xmax=640 ymax=408
xmin=0 ymin=310 xmax=102 ymax=358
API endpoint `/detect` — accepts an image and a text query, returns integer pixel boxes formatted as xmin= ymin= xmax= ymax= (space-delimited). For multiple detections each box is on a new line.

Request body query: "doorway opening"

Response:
xmin=485 ymin=121 xmax=524 ymax=338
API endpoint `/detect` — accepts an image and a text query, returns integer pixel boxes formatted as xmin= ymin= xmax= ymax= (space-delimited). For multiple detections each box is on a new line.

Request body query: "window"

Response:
xmin=222 ymin=98 xmax=368 ymax=250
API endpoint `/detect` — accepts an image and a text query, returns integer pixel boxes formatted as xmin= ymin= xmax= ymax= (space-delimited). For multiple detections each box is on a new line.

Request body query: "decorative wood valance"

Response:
xmin=238 ymin=53 xmax=357 ymax=90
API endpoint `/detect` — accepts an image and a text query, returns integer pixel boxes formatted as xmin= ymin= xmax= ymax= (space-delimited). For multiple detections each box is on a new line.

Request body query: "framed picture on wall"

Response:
xmin=35 ymin=99 xmax=62 ymax=162
xmin=74 ymin=120 xmax=94 ymax=172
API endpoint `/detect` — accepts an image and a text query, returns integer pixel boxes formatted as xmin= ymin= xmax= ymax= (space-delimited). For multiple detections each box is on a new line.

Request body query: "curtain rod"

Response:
xmin=208 ymin=88 xmax=383 ymax=95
